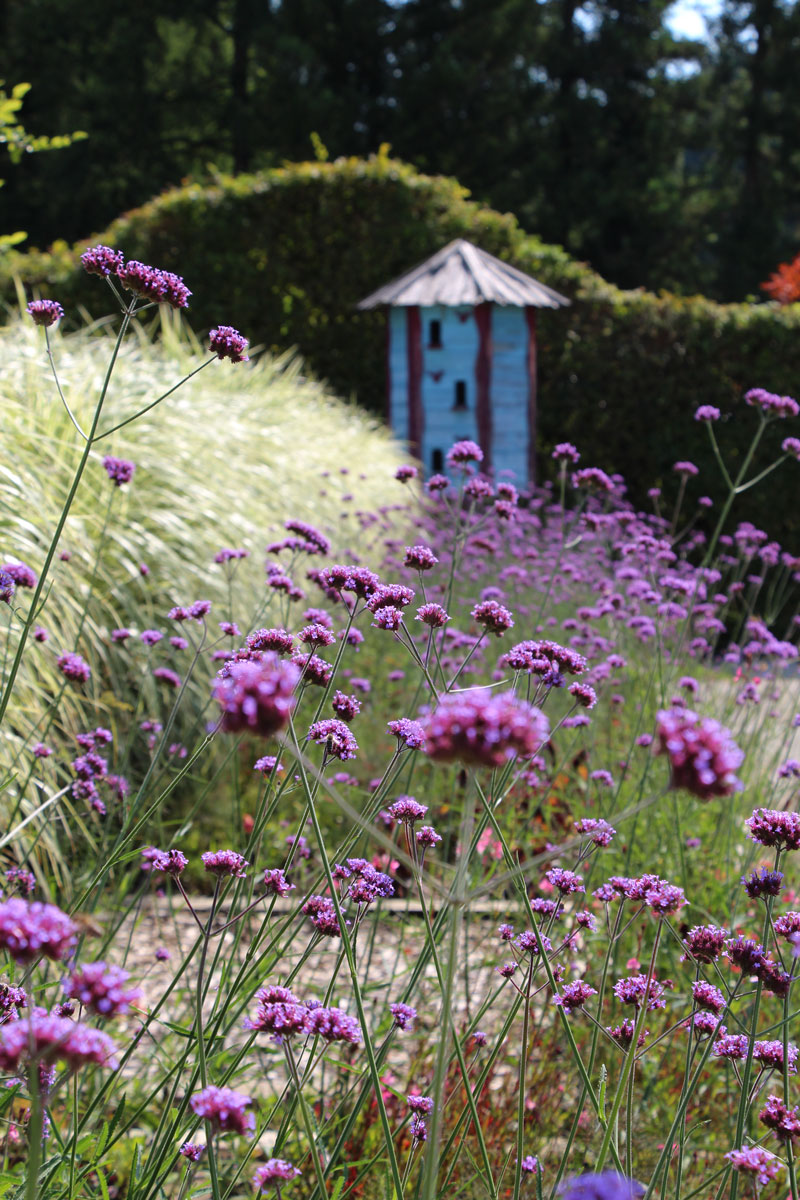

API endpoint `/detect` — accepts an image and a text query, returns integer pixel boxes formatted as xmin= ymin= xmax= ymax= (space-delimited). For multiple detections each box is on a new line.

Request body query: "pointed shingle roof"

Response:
xmin=357 ymin=239 xmax=570 ymax=309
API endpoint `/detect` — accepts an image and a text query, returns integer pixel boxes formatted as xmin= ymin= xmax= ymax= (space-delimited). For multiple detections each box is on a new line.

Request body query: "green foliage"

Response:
xmin=0 ymin=311 xmax=407 ymax=881
xmin=5 ymin=153 xmax=800 ymax=547
xmin=0 ymin=80 xmax=86 ymax=250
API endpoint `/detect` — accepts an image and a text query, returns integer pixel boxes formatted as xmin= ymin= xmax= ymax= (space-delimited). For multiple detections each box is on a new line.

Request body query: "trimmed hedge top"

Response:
xmin=7 ymin=151 xmax=800 ymax=549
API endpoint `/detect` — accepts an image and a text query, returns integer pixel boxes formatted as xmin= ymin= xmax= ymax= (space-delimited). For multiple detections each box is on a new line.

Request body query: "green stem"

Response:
xmin=595 ymin=923 xmax=662 ymax=1173
xmin=286 ymin=719 xmax=405 ymax=1200
xmin=25 ymin=1065 xmax=44 ymax=1200
xmin=512 ymin=957 xmax=536 ymax=1200
xmin=197 ymin=880 xmax=221 ymax=1200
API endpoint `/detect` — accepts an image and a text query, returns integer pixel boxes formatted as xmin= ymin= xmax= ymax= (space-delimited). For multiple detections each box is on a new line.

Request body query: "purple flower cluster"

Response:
xmin=0 ymin=1013 xmax=118 ymax=1071
xmin=190 ymin=1085 xmax=254 ymax=1136
xmin=0 ymin=898 xmax=77 ymax=962
xmin=117 ymin=259 xmax=191 ymax=309
xmin=208 ymin=325 xmax=249 ymax=363
xmin=202 ymin=849 xmax=249 ymax=878
xmin=27 ymin=299 xmax=64 ymax=327
xmin=746 ymin=807 xmax=800 ymax=852
xmin=103 ymin=456 xmax=136 ymax=487
xmin=213 ymin=654 xmax=299 ymax=737
xmin=63 ymin=962 xmax=142 ymax=1017
xmin=422 ymin=688 xmax=549 ymax=769
xmin=655 ymin=708 xmax=744 ymax=800
xmin=57 ymin=652 xmax=91 ymax=683
xmin=307 ymin=718 xmax=358 ymax=761
xmin=253 ymin=1159 xmax=301 ymax=1190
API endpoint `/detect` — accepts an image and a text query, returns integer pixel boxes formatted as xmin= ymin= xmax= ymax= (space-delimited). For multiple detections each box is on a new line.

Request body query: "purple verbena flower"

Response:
xmin=725 ymin=1145 xmax=783 ymax=1187
xmin=446 ymin=440 xmax=483 ymax=468
xmin=206 ymin=324 xmax=250 ymax=362
xmin=202 ymin=849 xmax=248 ymax=878
xmin=655 ymin=708 xmax=744 ymax=800
xmin=553 ymin=980 xmax=597 ymax=1012
xmin=57 ymin=653 xmax=91 ymax=683
xmin=0 ymin=1014 xmax=118 ymax=1072
xmin=81 ymin=244 xmax=123 ymax=276
xmin=471 ymin=599 xmax=514 ymax=635
xmin=307 ymin=718 xmax=358 ymax=761
xmin=102 ymin=456 xmax=136 ymax=487
xmin=389 ymin=1002 xmax=417 ymax=1030
xmin=404 ymin=545 xmax=438 ymax=571
xmin=189 ymin=1086 xmax=254 ymax=1136
xmin=0 ymin=899 xmax=76 ymax=962
xmin=746 ymin=808 xmax=800 ymax=852
xmin=387 ymin=796 xmax=427 ymax=824
xmin=63 ymin=962 xmax=142 ymax=1017
xmin=213 ymin=654 xmax=299 ymax=736
xmin=574 ymin=818 xmax=615 ymax=847
xmin=423 ymin=688 xmax=549 ymax=769
xmin=558 ymin=1173 xmax=644 ymax=1200
xmin=27 ymin=299 xmax=63 ymax=327
xmin=304 ymin=1005 xmax=362 ymax=1044
xmin=253 ymin=1159 xmax=301 ymax=1190
xmin=387 ymin=718 xmax=426 ymax=749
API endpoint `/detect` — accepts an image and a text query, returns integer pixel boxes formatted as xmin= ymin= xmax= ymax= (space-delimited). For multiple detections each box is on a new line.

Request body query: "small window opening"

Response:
xmin=431 ymin=448 xmax=444 ymax=472
xmin=454 ymin=380 xmax=468 ymax=409
xmin=429 ymin=319 xmax=442 ymax=348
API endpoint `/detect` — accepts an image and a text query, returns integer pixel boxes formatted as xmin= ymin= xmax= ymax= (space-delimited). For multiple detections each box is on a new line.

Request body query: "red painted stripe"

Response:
xmin=474 ymin=302 xmax=492 ymax=471
xmin=525 ymin=307 xmax=538 ymax=485
xmin=406 ymin=306 xmax=423 ymax=455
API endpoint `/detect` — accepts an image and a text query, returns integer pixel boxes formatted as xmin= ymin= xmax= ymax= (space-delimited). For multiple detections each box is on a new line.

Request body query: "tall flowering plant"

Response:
xmin=5 ymin=263 xmax=800 ymax=1200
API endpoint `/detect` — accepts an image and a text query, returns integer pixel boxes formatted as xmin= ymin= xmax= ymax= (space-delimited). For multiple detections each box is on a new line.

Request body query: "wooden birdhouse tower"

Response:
xmin=357 ymin=239 xmax=570 ymax=483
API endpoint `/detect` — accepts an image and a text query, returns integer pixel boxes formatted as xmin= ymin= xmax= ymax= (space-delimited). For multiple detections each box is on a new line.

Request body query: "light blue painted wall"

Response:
xmin=387 ymin=304 xmax=532 ymax=482
xmin=420 ymin=306 xmax=478 ymax=474
xmin=491 ymin=306 xmax=530 ymax=484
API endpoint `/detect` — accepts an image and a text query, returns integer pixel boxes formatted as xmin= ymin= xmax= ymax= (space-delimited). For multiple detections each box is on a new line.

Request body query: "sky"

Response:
xmin=665 ymin=0 xmax=723 ymax=40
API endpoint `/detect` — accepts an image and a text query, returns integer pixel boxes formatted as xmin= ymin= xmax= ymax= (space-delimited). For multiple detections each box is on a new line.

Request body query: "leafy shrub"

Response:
xmin=5 ymin=151 xmax=800 ymax=547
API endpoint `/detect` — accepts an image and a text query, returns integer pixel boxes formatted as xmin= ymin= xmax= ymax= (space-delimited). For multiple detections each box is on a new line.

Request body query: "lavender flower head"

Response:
xmin=389 ymin=1002 xmax=417 ymax=1030
xmin=558 ymin=1174 xmax=644 ymax=1200
xmin=387 ymin=718 xmax=426 ymax=749
xmin=0 ymin=898 xmax=77 ymax=962
xmin=103 ymin=457 xmax=136 ymax=487
xmin=206 ymin=325 xmax=249 ymax=362
xmin=0 ymin=1013 xmax=118 ymax=1072
xmin=725 ymin=1145 xmax=783 ymax=1188
xmin=81 ymin=244 xmax=124 ymax=276
xmin=213 ymin=653 xmax=299 ymax=736
xmin=57 ymin=652 xmax=91 ymax=683
xmin=446 ymin=440 xmax=484 ymax=469
xmin=190 ymin=1086 xmax=255 ymax=1136
xmin=63 ymin=962 xmax=142 ymax=1017
xmin=307 ymin=718 xmax=358 ymax=761
xmin=202 ymin=849 xmax=249 ymax=878
xmin=253 ymin=1159 xmax=301 ymax=1190
xmin=27 ymin=299 xmax=64 ymax=327
xmin=655 ymin=708 xmax=744 ymax=800
xmin=422 ymin=688 xmax=549 ymax=769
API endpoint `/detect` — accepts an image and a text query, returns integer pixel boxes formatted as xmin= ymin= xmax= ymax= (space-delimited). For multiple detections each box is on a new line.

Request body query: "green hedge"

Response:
xmin=6 ymin=151 xmax=800 ymax=548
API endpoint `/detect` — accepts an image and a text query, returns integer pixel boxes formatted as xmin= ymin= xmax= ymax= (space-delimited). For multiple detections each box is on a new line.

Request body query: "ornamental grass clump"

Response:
xmin=5 ymin=265 xmax=800 ymax=1200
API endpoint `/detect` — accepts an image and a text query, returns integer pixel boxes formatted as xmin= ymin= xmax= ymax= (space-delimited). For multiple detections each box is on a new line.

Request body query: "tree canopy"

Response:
xmin=1 ymin=0 xmax=799 ymax=300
